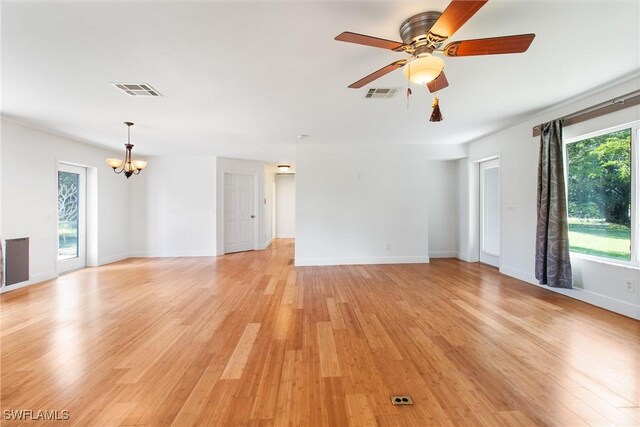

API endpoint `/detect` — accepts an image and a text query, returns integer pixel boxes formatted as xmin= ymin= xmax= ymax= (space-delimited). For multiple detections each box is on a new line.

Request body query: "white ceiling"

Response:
xmin=2 ymin=1 xmax=639 ymax=163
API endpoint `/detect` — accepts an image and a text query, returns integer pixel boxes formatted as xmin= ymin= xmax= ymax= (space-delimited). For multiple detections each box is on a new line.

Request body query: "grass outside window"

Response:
xmin=568 ymin=219 xmax=630 ymax=261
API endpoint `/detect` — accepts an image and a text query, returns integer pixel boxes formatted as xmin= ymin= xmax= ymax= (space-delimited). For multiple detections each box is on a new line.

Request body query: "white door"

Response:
xmin=225 ymin=173 xmax=255 ymax=253
xmin=480 ymin=159 xmax=500 ymax=267
xmin=57 ymin=163 xmax=87 ymax=273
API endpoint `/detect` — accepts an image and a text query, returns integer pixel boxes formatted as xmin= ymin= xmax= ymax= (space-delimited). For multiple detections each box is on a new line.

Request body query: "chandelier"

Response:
xmin=106 ymin=122 xmax=148 ymax=178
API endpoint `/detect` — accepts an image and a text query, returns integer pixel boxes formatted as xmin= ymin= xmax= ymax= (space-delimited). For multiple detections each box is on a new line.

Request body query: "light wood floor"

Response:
xmin=1 ymin=239 xmax=638 ymax=426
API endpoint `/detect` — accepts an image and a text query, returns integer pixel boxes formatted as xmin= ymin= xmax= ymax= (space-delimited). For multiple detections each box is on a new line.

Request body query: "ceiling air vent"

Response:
xmin=365 ymin=88 xmax=399 ymax=99
xmin=112 ymin=83 xmax=162 ymax=97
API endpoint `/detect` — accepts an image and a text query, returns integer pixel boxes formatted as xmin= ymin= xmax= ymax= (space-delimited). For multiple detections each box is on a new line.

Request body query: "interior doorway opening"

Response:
xmin=275 ymin=173 xmax=295 ymax=239
xmin=479 ymin=158 xmax=501 ymax=267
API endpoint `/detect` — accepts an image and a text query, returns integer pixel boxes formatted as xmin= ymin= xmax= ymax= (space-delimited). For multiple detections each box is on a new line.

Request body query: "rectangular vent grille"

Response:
xmin=112 ymin=83 xmax=162 ymax=97
xmin=365 ymin=88 xmax=399 ymax=99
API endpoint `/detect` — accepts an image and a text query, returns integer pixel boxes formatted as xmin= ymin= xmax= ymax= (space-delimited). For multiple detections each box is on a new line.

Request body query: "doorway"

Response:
xmin=224 ymin=173 xmax=256 ymax=253
xmin=275 ymin=174 xmax=295 ymax=238
xmin=57 ymin=163 xmax=87 ymax=273
xmin=479 ymin=159 xmax=500 ymax=267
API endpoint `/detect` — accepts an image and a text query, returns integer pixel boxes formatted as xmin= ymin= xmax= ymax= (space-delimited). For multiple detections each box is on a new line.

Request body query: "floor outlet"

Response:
xmin=391 ymin=396 xmax=413 ymax=405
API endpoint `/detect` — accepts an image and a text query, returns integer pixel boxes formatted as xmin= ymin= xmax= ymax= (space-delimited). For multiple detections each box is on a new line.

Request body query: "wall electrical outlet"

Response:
xmin=625 ymin=280 xmax=635 ymax=294
xmin=386 ymin=243 xmax=391 ymax=251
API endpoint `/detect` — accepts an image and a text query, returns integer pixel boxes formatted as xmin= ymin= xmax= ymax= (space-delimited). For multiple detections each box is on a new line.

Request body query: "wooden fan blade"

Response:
xmin=335 ymin=31 xmax=405 ymax=51
xmin=348 ymin=60 xmax=407 ymax=88
xmin=427 ymin=72 xmax=449 ymax=93
xmin=429 ymin=1 xmax=488 ymax=40
xmin=443 ymin=34 xmax=535 ymax=56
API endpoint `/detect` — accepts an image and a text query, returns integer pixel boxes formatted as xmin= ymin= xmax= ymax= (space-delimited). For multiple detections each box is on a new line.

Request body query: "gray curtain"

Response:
xmin=535 ymin=119 xmax=573 ymax=289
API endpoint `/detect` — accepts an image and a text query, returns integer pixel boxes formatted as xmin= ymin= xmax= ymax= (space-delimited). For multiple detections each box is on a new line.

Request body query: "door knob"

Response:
xmin=251 ymin=215 xmax=255 ymax=218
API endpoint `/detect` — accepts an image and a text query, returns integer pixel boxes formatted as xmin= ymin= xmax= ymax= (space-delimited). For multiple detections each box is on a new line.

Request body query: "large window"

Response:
xmin=565 ymin=122 xmax=638 ymax=264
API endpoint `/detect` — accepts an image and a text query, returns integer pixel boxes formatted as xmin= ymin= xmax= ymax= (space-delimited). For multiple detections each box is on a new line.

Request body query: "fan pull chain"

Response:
xmin=406 ymin=62 xmax=412 ymax=110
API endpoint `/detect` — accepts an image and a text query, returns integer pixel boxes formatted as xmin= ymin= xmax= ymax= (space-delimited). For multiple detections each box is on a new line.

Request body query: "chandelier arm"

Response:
xmin=113 ymin=150 xmax=128 ymax=174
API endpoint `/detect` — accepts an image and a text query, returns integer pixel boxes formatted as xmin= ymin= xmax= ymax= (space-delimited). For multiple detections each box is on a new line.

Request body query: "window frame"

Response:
xmin=563 ymin=120 xmax=639 ymax=268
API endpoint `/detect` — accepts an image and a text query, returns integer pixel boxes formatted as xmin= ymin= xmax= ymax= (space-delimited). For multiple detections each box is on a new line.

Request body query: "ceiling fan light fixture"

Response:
xmin=403 ymin=54 xmax=445 ymax=85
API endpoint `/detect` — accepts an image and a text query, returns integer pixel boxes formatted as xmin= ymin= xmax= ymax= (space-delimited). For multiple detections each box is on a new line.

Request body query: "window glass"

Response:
xmin=566 ymin=129 xmax=632 ymax=261
xmin=58 ymin=171 xmax=80 ymax=260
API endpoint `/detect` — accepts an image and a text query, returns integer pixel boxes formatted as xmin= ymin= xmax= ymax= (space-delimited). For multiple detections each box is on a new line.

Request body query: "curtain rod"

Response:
xmin=532 ymin=90 xmax=640 ymax=137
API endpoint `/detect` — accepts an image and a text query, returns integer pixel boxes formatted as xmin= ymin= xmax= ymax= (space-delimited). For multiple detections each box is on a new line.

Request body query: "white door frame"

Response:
xmin=57 ymin=163 xmax=87 ymax=273
xmin=222 ymin=172 xmax=259 ymax=253
xmin=479 ymin=158 xmax=501 ymax=267
xmin=466 ymin=154 xmax=501 ymax=267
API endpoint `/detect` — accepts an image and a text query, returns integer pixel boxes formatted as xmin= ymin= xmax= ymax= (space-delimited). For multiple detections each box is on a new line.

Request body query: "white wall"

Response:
xmin=0 ymin=119 xmax=130 ymax=290
xmin=128 ymin=156 xmax=217 ymax=257
xmin=460 ymin=76 xmax=640 ymax=319
xmin=275 ymin=174 xmax=295 ymax=238
xmin=129 ymin=156 xmax=277 ymax=257
xmin=456 ymin=158 xmax=470 ymax=261
xmin=426 ymin=161 xmax=458 ymax=258
xmin=216 ymin=157 xmax=272 ymax=254
xmin=295 ymin=144 xmax=466 ymax=266
xmin=0 ymin=120 xmax=3 ymax=284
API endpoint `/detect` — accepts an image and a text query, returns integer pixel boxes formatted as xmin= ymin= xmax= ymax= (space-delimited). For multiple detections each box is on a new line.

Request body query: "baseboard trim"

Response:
xmin=456 ymin=252 xmax=469 ymax=262
xmin=127 ymin=251 xmax=216 ymax=258
xmin=258 ymin=239 xmax=273 ymax=250
xmin=295 ymin=256 xmax=429 ymax=267
xmin=429 ymin=251 xmax=458 ymax=259
xmin=127 ymin=251 xmax=148 ymax=258
xmin=499 ymin=265 xmax=537 ymax=285
xmin=0 ymin=271 xmax=58 ymax=293
xmin=98 ymin=252 xmax=131 ymax=266
xmin=499 ymin=265 xmax=640 ymax=320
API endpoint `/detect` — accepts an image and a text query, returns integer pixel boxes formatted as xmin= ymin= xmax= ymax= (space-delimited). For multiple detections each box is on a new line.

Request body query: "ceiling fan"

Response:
xmin=335 ymin=0 xmax=535 ymax=93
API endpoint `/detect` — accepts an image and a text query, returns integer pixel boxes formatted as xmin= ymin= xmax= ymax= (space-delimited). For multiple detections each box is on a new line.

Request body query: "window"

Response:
xmin=58 ymin=171 xmax=80 ymax=260
xmin=565 ymin=122 xmax=639 ymax=264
